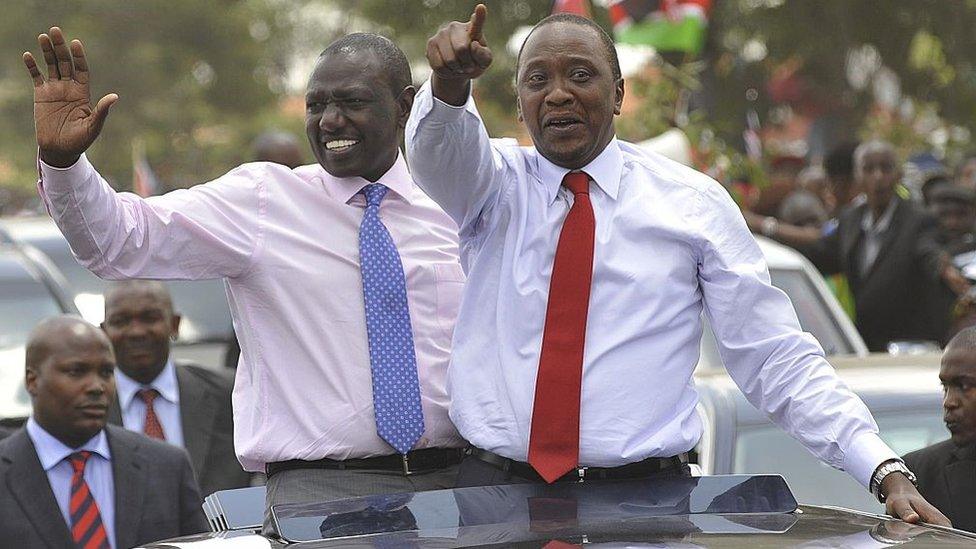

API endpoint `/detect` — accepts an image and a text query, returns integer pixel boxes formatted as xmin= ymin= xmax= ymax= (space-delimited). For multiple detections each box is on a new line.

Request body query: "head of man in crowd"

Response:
xmin=930 ymin=185 xmax=976 ymax=247
xmin=25 ymin=315 xmax=115 ymax=448
xmin=252 ymin=131 xmax=305 ymax=169
xmin=305 ymin=33 xmax=414 ymax=182
xmin=824 ymin=141 xmax=860 ymax=213
xmin=941 ymin=326 xmax=976 ymax=448
xmin=854 ymin=140 xmax=900 ymax=219
xmin=515 ymin=13 xmax=624 ymax=170
xmin=101 ymin=280 xmax=180 ymax=386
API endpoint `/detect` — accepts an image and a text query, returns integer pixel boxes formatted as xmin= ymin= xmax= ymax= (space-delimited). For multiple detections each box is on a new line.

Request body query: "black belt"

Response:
xmin=266 ymin=447 xmax=465 ymax=478
xmin=467 ymin=447 xmax=688 ymax=483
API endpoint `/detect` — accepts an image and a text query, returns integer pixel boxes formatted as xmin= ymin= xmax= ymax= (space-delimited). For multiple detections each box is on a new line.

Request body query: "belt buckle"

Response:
xmin=577 ymin=466 xmax=587 ymax=483
xmin=402 ymin=454 xmax=413 ymax=476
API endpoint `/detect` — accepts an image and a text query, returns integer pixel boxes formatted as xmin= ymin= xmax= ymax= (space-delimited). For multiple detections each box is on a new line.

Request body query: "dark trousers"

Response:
xmin=455 ymin=454 xmax=692 ymax=487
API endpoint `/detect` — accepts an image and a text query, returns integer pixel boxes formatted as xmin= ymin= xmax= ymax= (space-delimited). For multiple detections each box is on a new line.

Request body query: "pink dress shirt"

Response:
xmin=38 ymin=154 xmax=466 ymax=472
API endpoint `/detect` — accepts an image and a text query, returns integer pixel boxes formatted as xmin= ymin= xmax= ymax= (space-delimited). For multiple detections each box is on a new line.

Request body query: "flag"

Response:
xmin=743 ymin=108 xmax=763 ymax=162
xmin=132 ymin=140 xmax=161 ymax=197
xmin=608 ymin=0 xmax=711 ymax=55
xmin=551 ymin=0 xmax=592 ymax=17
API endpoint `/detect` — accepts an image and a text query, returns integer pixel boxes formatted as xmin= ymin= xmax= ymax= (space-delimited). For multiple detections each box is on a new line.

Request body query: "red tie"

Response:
xmin=138 ymin=388 xmax=166 ymax=440
xmin=68 ymin=451 xmax=110 ymax=549
xmin=528 ymin=171 xmax=595 ymax=483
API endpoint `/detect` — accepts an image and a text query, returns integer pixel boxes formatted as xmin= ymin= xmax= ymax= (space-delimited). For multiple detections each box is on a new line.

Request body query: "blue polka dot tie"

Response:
xmin=359 ymin=183 xmax=425 ymax=454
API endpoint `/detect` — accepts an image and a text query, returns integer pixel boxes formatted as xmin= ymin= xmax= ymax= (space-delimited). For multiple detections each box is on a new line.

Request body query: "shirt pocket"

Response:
xmin=434 ymin=262 xmax=466 ymax=339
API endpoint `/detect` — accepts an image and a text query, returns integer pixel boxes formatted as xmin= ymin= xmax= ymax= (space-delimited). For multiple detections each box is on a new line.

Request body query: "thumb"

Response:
xmin=89 ymin=93 xmax=118 ymax=137
xmin=467 ymin=3 xmax=487 ymax=45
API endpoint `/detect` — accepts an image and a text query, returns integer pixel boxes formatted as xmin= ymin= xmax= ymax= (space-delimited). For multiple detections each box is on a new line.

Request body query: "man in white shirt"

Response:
xmin=407 ymin=5 xmax=948 ymax=526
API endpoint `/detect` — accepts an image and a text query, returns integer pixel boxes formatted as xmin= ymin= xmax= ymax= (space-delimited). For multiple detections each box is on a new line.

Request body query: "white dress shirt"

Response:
xmin=858 ymin=197 xmax=899 ymax=277
xmin=114 ymin=359 xmax=184 ymax=447
xmin=37 ymin=153 xmax=466 ymax=472
xmin=405 ymin=80 xmax=897 ymax=488
xmin=26 ymin=417 xmax=116 ymax=549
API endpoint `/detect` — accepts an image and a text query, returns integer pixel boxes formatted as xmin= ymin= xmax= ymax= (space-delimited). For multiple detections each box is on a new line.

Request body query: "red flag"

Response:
xmin=551 ymin=0 xmax=592 ymax=18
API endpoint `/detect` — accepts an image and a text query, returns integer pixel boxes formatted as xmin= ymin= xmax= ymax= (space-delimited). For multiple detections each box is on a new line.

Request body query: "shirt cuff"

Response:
xmin=843 ymin=432 xmax=899 ymax=489
xmin=38 ymin=153 xmax=93 ymax=198
xmin=422 ymin=79 xmax=473 ymax=124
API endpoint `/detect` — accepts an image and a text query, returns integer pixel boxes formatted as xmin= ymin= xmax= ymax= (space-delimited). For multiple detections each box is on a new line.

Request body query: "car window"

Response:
xmin=767 ymin=268 xmax=853 ymax=355
xmin=0 ymin=276 xmax=63 ymax=348
xmin=733 ymin=413 xmax=947 ymax=513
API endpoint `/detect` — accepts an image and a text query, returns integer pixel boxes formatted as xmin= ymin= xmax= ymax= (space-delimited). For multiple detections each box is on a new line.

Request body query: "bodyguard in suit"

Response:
xmin=904 ymin=326 xmax=976 ymax=532
xmin=802 ymin=140 xmax=968 ymax=351
xmin=0 ymin=315 xmax=208 ymax=548
xmin=101 ymin=280 xmax=250 ymax=497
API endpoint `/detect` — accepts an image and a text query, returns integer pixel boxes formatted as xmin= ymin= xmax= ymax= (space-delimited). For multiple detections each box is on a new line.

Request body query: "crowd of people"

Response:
xmin=743 ymin=140 xmax=976 ymax=352
xmin=3 ymin=4 xmax=976 ymax=547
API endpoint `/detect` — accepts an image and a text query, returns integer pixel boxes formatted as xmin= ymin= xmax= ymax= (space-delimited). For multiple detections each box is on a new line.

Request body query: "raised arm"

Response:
xmin=24 ymin=28 xmax=262 ymax=281
xmin=406 ymin=5 xmax=507 ymax=234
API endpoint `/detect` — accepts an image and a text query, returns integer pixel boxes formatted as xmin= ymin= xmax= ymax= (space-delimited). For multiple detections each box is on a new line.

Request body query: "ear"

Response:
xmin=396 ymin=86 xmax=416 ymax=130
xmin=25 ymin=367 xmax=38 ymax=398
xmin=613 ymin=77 xmax=624 ymax=116
xmin=517 ymin=96 xmax=523 ymax=123
xmin=170 ymin=314 xmax=182 ymax=341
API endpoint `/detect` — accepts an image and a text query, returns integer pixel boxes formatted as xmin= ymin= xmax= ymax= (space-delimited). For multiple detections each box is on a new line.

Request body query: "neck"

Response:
xmin=35 ymin=417 xmax=96 ymax=449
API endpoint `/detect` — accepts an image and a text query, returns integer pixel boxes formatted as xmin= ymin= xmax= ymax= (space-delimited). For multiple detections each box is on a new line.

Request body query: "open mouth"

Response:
xmin=324 ymin=139 xmax=360 ymax=152
xmin=544 ymin=115 xmax=583 ymax=131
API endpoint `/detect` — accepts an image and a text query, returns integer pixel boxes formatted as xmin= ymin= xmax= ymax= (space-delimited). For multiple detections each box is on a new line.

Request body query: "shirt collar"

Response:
xmin=861 ymin=196 xmax=899 ymax=234
xmin=322 ymin=152 xmax=415 ymax=206
xmin=114 ymin=358 xmax=180 ymax=411
xmin=25 ymin=417 xmax=111 ymax=471
xmin=536 ymin=138 xmax=623 ymax=205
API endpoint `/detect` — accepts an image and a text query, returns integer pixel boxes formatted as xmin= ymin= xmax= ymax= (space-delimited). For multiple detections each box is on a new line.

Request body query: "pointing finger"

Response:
xmin=23 ymin=52 xmax=44 ymax=87
xmin=467 ymin=4 xmax=487 ymax=45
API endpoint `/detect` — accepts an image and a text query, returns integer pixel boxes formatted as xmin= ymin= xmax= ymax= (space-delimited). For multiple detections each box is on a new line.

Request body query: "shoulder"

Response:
xmin=0 ymin=427 xmax=30 ymax=459
xmin=904 ymin=439 xmax=956 ymax=470
xmin=175 ymin=361 xmax=234 ymax=393
xmin=618 ymin=140 xmax=720 ymax=196
xmin=106 ymin=424 xmax=188 ymax=464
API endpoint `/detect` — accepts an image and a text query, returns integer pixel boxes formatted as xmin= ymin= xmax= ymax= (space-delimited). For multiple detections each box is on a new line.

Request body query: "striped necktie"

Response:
xmin=358 ymin=183 xmax=425 ymax=454
xmin=68 ymin=451 xmax=110 ymax=549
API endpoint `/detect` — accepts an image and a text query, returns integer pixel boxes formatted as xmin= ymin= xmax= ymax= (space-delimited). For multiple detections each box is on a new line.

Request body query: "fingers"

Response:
xmin=435 ymin=37 xmax=463 ymax=74
xmin=467 ymin=4 xmax=487 ymax=45
xmin=38 ymin=33 xmax=59 ymax=80
xmin=23 ymin=52 xmax=44 ymax=87
xmin=915 ymin=499 xmax=952 ymax=527
xmin=49 ymin=27 xmax=73 ymax=80
xmin=471 ymin=42 xmax=493 ymax=69
xmin=70 ymin=39 xmax=89 ymax=85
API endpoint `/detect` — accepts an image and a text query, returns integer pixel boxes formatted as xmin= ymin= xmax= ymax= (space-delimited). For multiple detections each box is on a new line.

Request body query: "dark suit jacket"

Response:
xmin=0 ymin=424 xmax=209 ymax=548
xmin=802 ymin=198 xmax=949 ymax=351
xmin=108 ymin=361 xmax=250 ymax=497
xmin=904 ymin=440 xmax=976 ymax=533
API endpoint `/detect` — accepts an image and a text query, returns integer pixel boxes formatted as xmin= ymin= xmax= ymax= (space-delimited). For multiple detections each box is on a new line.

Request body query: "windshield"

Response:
xmin=0 ymin=276 xmax=63 ymax=348
xmin=734 ymin=413 xmax=947 ymax=513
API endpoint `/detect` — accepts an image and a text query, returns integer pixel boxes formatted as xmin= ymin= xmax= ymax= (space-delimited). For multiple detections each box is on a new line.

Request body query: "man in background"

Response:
xmin=102 ymin=280 xmax=250 ymax=496
xmin=904 ymin=326 xmax=976 ymax=532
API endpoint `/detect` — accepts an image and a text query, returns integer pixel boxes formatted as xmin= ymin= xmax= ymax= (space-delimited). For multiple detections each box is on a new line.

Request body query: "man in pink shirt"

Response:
xmin=22 ymin=28 xmax=467 ymax=525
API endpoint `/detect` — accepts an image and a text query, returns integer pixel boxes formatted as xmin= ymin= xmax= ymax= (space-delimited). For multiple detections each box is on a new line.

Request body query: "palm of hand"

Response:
xmin=34 ymin=79 xmax=94 ymax=156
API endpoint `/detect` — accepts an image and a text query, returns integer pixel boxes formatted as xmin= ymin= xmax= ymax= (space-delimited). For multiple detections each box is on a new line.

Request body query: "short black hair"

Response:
xmin=516 ymin=14 xmax=621 ymax=84
xmin=319 ymin=33 xmax=411 ymax=98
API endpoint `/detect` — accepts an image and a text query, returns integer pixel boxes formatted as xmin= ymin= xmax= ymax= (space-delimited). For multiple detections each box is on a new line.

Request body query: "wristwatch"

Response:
xmin=870 ymin=459 xmax=917 ymax=503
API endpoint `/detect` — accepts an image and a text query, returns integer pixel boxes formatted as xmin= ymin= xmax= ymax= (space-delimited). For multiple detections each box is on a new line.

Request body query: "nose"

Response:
xmin=544 ymin=78 xmax=574 ymax=107
xmin=319 ymin=103 xmax=346 ymax=132
xmin=944 ymin=388 xmax=960 ymax=411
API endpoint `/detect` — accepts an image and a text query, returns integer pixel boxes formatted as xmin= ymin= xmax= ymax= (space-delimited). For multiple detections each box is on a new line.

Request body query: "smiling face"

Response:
xmin=516 ymin=21 xmax=623 ymax=170
xmin=102 ymin=284 xmax=179 ymax=385
xmin=941 ymin=344 xmax=976 ymax=447
xmin=26 ymin=320 xmax=116 ymax=448
xmin=305 ymin=50 xmax=413 ymax=182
